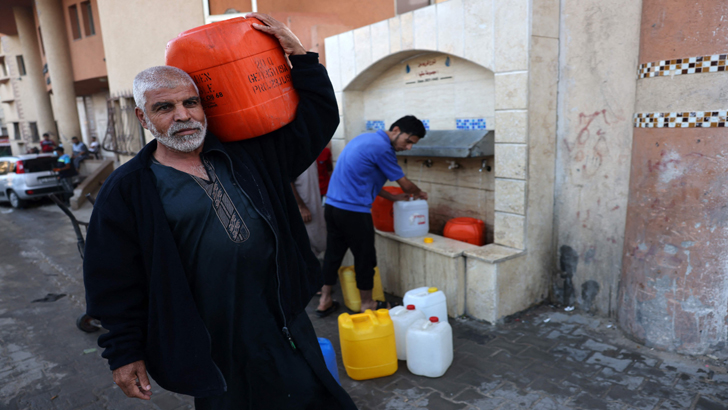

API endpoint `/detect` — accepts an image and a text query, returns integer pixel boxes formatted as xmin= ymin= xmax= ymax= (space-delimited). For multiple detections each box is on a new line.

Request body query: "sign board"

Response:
xmin=404 ymin=55 xmax=454 ymax=85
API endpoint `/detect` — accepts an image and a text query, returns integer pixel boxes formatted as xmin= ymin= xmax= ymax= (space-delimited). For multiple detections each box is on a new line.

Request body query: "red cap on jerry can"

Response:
xmin=429 ymin=317 xmax=439 ymax=323
xmin=406 ymin=305 xmax=415 ymax=310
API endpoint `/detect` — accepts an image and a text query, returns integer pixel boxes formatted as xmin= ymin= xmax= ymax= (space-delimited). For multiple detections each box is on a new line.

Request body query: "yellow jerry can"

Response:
xmin=337 ymin=266 xmax=385 ymax=312
xmin=338 ymin=309 xmax=398 ymax=380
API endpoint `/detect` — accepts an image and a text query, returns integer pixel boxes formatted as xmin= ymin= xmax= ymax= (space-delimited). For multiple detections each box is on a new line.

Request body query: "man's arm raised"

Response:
xmin=245 ymin=13 xmax=339 ymax=180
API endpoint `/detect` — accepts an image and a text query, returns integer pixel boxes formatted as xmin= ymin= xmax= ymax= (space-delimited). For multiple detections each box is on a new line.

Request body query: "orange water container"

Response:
xmin=165 ymin=17 xmax=299 ymax=142
xmin=443 ymin=217 xmax=486 ymax=246
xmin=371 ymin=186 xmax=403 ymax=232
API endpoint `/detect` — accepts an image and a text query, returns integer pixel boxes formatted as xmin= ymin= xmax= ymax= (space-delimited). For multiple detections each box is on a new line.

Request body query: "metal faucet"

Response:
xmin=479 ymin=159 xmax=491 ymax=172
xmin=447 ymin=160 xmax=461 ymax=170
xmin=423 ymin=159 xmax=433 ymax=168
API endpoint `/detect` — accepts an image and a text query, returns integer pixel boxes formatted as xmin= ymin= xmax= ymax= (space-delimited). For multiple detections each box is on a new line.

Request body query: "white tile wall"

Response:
xmin=495 ymin=144 xmax=527 ymax=180
xmin=362 ymin=54 xmax=495 ymax=132
xmin=495 ymin=0 xmax=529 ymax=72
xmin=532 ymin=0 xmax=560 ymax=38
xmin=338 ymin=32 xmax=356 ymax=89
xmin=494 ymin=212 xmax=526 ymax=249
xmin=495 ymin=178 xmax=527 ymax=215
xmin=335 ymin=91 xmax=343 ymax=116
xmin=371 ymin=20 xmax=390 ymax=63
xmin=400 ymin=12 xmax=415 ymax=50
xmin=388 ymin=16 xmax=402 ymax=53
xmin=437 ymin=0 xmax=464 ymax=56
xmin=354 ymin=26 xmax=373 ymax=76
xmin=495 ymin=72 xmax=529 ymax=110
xmin=495 ymin=111 xmax=528 ymax=143
xmin=323 ymin=0 xmax=537 ymax=252
xmin=463 ymin=0 xmax=494 ymax=70
xmin=324 ymin=36 xmax=341 ymax=92
xmin=414 ymin=6 xmax=438 ymax=50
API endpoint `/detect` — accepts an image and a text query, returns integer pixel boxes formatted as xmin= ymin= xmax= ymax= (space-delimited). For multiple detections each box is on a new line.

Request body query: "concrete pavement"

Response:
xmin=1 ymin=200 xmax=726 ymax=409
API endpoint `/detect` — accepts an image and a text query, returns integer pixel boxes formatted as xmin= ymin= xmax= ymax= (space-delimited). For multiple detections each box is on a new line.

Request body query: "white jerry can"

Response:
xmin=406 ymin=317 xmax=454 ymax=378
xmin=389 ymin=305 xmax=426 ymax=360
xmin=403 ymin=287 xmax=448 ymax=323
xmin=393 ymin=199 xmax=429 ymax=238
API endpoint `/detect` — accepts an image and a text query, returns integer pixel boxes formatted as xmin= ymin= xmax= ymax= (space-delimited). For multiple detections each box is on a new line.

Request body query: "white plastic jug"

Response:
xmin=390 ymin=305 xmax=426 ymax=360
xmin=403 ymin=287 xmax=448 ymax=323
xmin=393 ymin=199 xmax=429 ymax=238
xmin=406 ymin=317 xmax=453 ymax=378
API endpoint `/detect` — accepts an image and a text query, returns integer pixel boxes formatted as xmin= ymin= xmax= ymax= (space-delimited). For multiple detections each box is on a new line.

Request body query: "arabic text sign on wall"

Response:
xmin=404 ymin=55 xmax=454 ymax=85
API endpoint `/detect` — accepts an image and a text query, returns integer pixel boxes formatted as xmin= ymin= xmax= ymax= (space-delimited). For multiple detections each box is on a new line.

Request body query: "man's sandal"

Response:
xmin=316 ymin=301 xmax=340 ymax=318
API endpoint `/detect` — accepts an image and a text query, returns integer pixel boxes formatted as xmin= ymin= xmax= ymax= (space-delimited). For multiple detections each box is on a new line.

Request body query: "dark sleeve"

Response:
xmin=281 ymin=52 xmax=340 ymax=179
xmin=83 ymin=188 xmax=148 ymax=371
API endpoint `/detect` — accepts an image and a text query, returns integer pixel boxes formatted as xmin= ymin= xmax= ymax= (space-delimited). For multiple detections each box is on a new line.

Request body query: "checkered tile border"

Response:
xmin=638 ymin=53 xmax=728 ymax=79
xmin=366 ymin=120 xmax=385 ymax=130
xmin=456 ymin=118 xmax=487 ymax=130
xmin=634 ymin=111 xmax=727 ymax=128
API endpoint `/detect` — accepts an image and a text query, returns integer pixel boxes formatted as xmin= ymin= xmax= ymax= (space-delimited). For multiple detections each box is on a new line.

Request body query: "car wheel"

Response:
xmin=8 ymin=190 xmax=25 ymax=209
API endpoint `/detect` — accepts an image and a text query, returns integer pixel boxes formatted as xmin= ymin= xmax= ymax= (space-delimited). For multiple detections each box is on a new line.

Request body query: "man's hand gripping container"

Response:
xmin=165 ymin=17 xmax=299 ymax=142
xmin=338 ymin=309 xmax=397 ymax=380
xmin=338 ymin=266 xmax=385 ymax=312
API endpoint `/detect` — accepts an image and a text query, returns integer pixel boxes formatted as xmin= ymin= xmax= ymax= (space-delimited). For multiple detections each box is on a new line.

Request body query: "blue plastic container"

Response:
xmin=318 ymin=337 xmax=340 ymax=384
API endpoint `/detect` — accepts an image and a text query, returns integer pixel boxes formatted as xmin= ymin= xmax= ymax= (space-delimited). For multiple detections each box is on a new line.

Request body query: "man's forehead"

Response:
xmin=145 ymin=82 xmax=199 ymax=103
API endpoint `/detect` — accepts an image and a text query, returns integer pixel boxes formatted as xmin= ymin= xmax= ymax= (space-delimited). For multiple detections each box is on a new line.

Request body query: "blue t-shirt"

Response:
xmin=326 ymin=130 xmax=405 ymax=213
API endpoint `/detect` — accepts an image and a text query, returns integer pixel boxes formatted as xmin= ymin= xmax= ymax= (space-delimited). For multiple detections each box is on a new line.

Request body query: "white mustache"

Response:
xmin=168 ymin=120 xmax=203 ymax=137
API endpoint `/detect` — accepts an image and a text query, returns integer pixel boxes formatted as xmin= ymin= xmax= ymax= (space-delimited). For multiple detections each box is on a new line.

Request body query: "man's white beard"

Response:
xmin=149 ymin=118 xmax=207 ymax=153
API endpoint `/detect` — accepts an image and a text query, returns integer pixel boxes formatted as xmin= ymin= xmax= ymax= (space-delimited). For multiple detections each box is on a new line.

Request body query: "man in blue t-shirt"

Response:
xmin=316 ymin=115 xmax=428 ymax=316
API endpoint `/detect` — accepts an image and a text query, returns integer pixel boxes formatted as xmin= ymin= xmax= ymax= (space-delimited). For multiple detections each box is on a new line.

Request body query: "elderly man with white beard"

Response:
xmin=82 ymin=14 xmax=356 ymax=410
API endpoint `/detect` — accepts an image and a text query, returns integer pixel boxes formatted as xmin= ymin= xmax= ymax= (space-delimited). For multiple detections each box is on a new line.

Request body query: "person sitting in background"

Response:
xmin=71 ymin=136 xmax=89 ymax=169
xmin=89 ymin=136 xmax=100 ymax=159
xmin=40 ymin=133 xmax=56 ymax=153
xmin=52 ymin=146 xmax=77 ymax=204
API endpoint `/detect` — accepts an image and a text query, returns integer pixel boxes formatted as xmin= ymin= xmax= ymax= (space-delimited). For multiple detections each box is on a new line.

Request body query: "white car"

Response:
xmin=0 ymin=154 xmax=66 ymax=208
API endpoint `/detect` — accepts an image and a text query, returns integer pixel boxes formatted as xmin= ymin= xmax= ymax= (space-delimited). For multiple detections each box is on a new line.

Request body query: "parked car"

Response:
xmin=0 ymin=154 xmax=66 ymax=209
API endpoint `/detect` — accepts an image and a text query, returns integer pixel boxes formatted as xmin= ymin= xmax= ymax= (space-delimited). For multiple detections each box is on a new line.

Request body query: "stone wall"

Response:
xmin=552 ymin=0 xmax=643 ymax=315
xmin=327 ymin=0 xmax=561 ymax=322
xmin=359 ymin=51 xmax=496 ymax=238
xmin=326 ymin=0 xmax=531 ymax=251
xmin=618 ymin=0 xmax=728 ymax=355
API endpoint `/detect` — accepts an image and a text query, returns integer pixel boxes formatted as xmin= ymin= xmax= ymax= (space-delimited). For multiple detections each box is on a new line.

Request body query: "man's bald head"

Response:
xmin=133 ymin=66 xmax=198 ymax=115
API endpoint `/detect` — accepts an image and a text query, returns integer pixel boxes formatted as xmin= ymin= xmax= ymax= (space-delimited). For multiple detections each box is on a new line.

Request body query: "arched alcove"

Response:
xmin=341 ymin=50 xmax=496 ymax=238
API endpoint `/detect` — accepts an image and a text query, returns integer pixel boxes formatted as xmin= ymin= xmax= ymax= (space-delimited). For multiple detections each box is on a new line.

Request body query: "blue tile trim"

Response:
xmin=366 ymin=120 xmax=385 ymax=130
xmin=455 ymin=118 xmax=487 ymax=130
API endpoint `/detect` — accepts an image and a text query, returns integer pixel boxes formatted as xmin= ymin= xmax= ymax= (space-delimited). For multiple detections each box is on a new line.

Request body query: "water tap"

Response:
xmin=447 ymin=160 xmax=461 ymax=170
xmin=422 ymin=159 xmax=433 ymax=168
xmin=479 ymin=159 xmax=491 ymax=173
